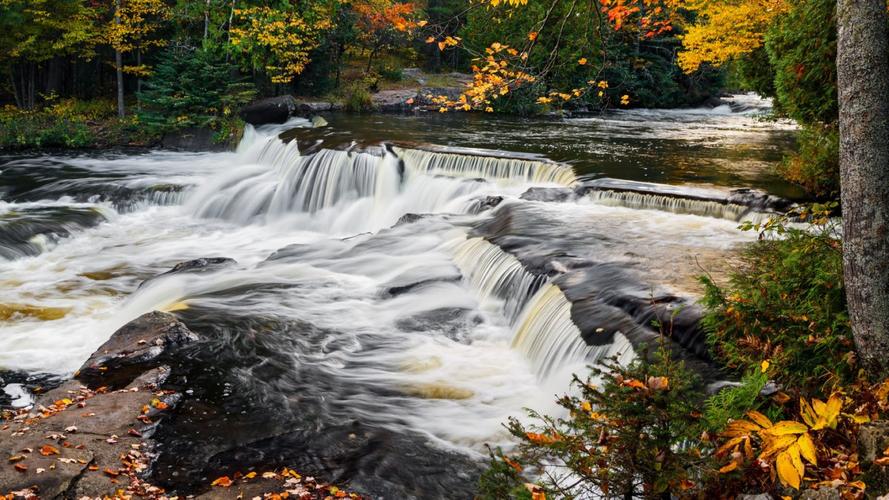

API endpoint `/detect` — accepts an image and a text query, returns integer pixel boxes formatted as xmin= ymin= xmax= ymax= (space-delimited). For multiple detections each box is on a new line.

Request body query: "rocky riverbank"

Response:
xmin=1 ymin=301 xmax=362 ymax=499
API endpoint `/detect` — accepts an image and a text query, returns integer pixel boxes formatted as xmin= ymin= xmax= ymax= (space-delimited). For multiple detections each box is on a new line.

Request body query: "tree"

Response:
xmin=228 ymin=3 xmax=334 ymax=85
xmin=105 ymin=0 xmax=171 ymax=116
xmin=836 ymin=0 xmax=889 ymax=378
xmin=0 ymin=0 xmax=98 ymax=108
xmin=351 ymin=0 xmax=422 ymax=72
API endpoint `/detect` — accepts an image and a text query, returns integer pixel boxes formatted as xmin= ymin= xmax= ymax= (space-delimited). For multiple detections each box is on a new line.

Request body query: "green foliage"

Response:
xmin=700 ymin=205 xmax=852 ymax=393
xmin=479 ymin=348 xmax=711 ymax=498
xmin=137 ymin=45 xmax=256 ymax=138
xmin=764 ymin=0 xmax=837 ymax=124
xmin=779 ymin=123 xmax=840 ymax=199
xmin=702 ymin=369 xmax=769 ymax=432
xmin=730 ymin=47 xmax=776 ymax=98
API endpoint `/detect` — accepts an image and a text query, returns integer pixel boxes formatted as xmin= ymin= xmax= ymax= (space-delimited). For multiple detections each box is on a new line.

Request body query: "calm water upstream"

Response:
xmin=0 ymin=94 xmax=796 ymax=497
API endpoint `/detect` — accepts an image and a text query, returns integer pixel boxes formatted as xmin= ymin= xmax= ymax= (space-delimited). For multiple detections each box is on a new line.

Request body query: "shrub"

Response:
xmin=700 ymin=205 xmax=852 ymax=393
xmin=779 ymin=123 xmax=840 ymax=199
xmin=478 ymin=347 xmax=712 ymax=499
xmin=0 ymin=105 xmax=95 ymax=149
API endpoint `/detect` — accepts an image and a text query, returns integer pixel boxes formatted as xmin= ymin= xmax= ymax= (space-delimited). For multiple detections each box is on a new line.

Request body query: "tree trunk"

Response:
xmin=837 ymin=0 xmax=889 ymax=377
xmin=204 ymin=0 xmax=211 ymax=40
xmin=115 ymin=0 xmax=125 ymax=118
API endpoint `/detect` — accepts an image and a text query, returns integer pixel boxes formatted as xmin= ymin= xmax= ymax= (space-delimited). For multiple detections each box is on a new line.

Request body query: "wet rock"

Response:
xmin=393 ymin=213 xmax=428 ymax=227
xmin=240 ymin=96 xmax=299 ymax=125
xmin=0 ymin=367 xmax=175 ymax=498
xmin=76 ymin=312 xmax=198 ymax=388
xmin=467 ymin=195 xmax=504 ymax=214
xmin=142 ymin=257 xmax=237 ymax=287
xmin=310 ymin=115 xmax=328 ymax=128
xmin=295 ymin=101 xmax=341 ymax=115
xmin=520 ymin=187 xmax=575 ymax=202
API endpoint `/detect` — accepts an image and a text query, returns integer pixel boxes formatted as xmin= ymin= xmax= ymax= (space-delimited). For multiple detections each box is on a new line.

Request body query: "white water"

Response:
xmin=0 ymin=116 xmax=757 ymax=458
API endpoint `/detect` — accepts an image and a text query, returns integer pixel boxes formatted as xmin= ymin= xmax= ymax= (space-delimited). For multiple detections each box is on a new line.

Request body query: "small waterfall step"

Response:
xmin=521 ymin=177 xmax=795 ymax=221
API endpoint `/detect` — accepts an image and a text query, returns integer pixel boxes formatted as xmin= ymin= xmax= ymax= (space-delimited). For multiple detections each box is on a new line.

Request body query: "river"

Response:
xmin=0 ymin=94 xmax=797 ymax=497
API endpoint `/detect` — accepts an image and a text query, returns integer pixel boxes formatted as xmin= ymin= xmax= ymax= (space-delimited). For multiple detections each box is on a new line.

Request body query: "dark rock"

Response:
xmin=76 ymin=311 xmax=198 ymax=388
xmin=394 ymin=213 xmax=428 ymax=227
xmin=467 ymin=195 xmax=504 ymax=214
xmin=161 ymin=127 xmax=229 ymax=152
xmin=295 ymin=101 xmax=341 ymax=115
xmin=520 ymin=187 xmax=575 ymax=202
xmin=240 ymin=96 xmax=299 ymax=125
xmin=141 ymin=257 xmax=237 ymax=287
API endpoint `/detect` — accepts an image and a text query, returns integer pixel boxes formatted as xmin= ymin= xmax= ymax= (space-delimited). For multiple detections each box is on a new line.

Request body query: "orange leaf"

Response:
xmin=14 ymin=463 xmax=27 ymax=472
xmin=211 ymin=476 xmax=233 ymax=487
xmin=39 ymin=445 xmax=59 ymax=456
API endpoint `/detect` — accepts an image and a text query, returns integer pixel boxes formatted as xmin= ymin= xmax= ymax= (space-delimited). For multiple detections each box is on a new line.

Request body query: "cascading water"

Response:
xmin=395 ymin=146 xmax=577 ymax=186
xmin=584 ymin=190 xmax=756 ymax=221
xmin=0 ymin=102 xmax=785 ymax=497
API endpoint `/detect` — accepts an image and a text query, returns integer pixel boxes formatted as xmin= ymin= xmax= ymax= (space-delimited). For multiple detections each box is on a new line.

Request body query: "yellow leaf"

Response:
xmin=577 ymin=57 xmax=587 ymax=65
xmin=761 ymin=360 xmax=770 ymax=373
xmin=528 ymin=31 xmax=538 ymax=41
xmin=746 ymin=410 xmax=773 ymax=429
xmin=760 ymin=434 xmax=798 ymax=460
xmin=417 ymin=20 xmax=428 ymax=27
xmin=723 ymin=419 xmax=762 ymax=437
xmin=796 ymin=433 xmax=817 ymax=465
xmin=787 ymin=443 xmax=804 ymax=477
xmin=800 ymin=398 xmax=818 ymax=427
xmin=718 ymin=461 xmax=739 ymax=473
xmin=580 ymin=401 xmax=592 ymax=412
xmin=776 ymin=450 xmax=800 ymax=489
xmin=765 ymin=421 xmax=808 ymax=436
xmin=716 ymin=436 xmax=746 ymax=456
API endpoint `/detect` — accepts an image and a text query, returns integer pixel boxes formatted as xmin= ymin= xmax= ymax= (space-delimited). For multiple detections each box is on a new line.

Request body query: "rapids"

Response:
xmin=0 ymin=95 xmax=794 ymax=497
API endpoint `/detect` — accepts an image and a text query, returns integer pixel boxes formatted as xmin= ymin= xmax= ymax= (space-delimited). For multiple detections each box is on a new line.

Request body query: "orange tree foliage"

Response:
xmin=428 ymin=0 xmax=683 ymax=112
xmin=352 ymin=0 xmax=423 ymax=70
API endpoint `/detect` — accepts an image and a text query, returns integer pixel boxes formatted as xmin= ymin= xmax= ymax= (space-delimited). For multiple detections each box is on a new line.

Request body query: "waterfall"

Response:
xmin=584 ymin=190 xmax=763 ymax=222
xmin=396 ymin=147 xmax=577 ymax=186
xmin=448 ymin=235 xmax=635 ymax=380
xmin=448 ymin=237 xmax=543 ymax=323
xmin=512 ymin=284 xmax=635 ymax=380
xmin=187 ymin=147 xmax=391 ymax=224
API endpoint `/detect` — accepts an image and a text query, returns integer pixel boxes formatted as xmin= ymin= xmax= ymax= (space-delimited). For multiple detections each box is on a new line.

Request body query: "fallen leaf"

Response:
xmin=211 ymin=476 xmax=233 ymax=487
xmin=14 ymin=463 xmax=27 ymax=472
xmin=39 ymin=445 xmax=60 ymax=456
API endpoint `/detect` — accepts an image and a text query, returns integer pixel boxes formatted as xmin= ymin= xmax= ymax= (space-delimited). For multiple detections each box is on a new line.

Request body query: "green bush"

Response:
xmin=765 ymin=0 xmax=837 ymax=124
xmin=700 ymin=206 xmax=852 ymax=392
xmin=0 ymin=106 xmax=95 ymax=149
xmin=779 ymin=123 xmax=840 ymax=199
xmin=479 ymin=348 xmax=712 ymax=499
xmin=138 ymin=45 xmax=256 ymax=138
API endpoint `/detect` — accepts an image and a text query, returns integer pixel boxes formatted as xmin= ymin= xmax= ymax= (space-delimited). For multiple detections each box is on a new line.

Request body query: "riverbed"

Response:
xmin=0 ymin=94 xmax=797 ymax=497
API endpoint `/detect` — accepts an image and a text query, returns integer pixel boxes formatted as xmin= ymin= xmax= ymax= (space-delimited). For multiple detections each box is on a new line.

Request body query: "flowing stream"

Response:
xmin=0 ymin=95 xmax=796 ymax=497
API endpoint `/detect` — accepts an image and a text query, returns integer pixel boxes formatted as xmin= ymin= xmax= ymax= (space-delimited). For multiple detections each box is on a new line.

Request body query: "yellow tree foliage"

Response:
xmin=105 ymin=0 xmax=171 ymax=76
xmin=229 ymin=6 xmax=333 ymax=84
xmin=677 ymin=0 xmax=788 ymax=73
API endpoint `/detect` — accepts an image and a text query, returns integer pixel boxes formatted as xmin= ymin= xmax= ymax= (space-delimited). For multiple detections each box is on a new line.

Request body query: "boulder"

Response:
xmin=76 ymin=311 xmax=198 ymax=388
xmin=239 ymin=96 xmax=299 ymax=125
xmin=860 ymin=421 xmax=889 ymax=464
xmin=161 ymin=127 xmax=229 ymax=152
xmin=141 ymin=257 xmax=237 ymax=287
xmin=310 ymin=115 xmax=328 ymax=128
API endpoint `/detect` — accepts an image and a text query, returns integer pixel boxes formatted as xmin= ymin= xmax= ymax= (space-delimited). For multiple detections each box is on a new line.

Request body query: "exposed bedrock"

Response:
xmin=521 ymin=178 xmax=795 ymax=221
xmin=76 ymin=311 xmax=199 ymax=389
xmin=470 ymin=201 xmax=725 ymax=380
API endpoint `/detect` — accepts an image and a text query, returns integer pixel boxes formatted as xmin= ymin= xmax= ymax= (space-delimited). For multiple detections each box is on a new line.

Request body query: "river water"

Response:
xmin=0 ymin=94 xmax=797 ymax=497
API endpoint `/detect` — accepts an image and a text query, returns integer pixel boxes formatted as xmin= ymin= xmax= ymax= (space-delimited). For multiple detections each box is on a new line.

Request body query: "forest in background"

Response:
xmin=0 ymin=0 xmax=839 ymax=202
xmin=2 ymin=1 xmax=889 ymax=497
